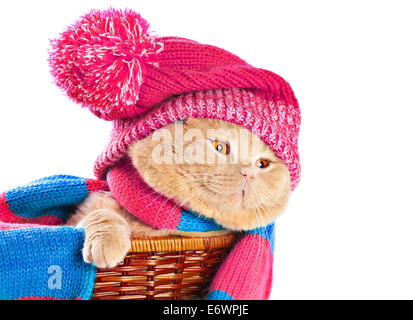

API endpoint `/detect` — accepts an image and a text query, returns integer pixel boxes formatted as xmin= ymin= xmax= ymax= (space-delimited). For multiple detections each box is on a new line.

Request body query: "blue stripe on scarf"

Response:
xmin=207 ymin=289 xmax=234 ymax=300
xmin=178 ymin=209 xmax=224 ymax=232
xmin=0 ymin=226 xmax=95 ymax=300
xmin=5 ymin=175 xmax=89 ymax=218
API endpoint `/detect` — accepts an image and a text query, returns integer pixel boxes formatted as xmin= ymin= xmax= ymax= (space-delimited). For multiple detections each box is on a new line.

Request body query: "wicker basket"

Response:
xmin=93 ymin=233 xmax=237 ymax=300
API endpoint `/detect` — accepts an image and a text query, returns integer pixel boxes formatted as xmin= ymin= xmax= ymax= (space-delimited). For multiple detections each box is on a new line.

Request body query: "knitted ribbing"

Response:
xmin=96 ymin=88 xmax=300 ymax=190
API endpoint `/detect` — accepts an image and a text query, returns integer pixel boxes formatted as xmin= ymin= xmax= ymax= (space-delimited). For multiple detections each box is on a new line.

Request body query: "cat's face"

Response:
xmin=128 ymin=118 xmax=290 ymax=230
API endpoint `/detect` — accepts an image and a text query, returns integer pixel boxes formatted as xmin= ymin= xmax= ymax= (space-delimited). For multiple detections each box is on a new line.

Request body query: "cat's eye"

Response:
xmin=211 ymin=140 xmax=230 ymax=155
xmin=256 ymin=159 xmax=270 ymax=168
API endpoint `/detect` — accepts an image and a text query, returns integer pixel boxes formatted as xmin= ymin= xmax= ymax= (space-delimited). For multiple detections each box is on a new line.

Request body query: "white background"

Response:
xmin=0 ymin=1 xmax=412 ymax=299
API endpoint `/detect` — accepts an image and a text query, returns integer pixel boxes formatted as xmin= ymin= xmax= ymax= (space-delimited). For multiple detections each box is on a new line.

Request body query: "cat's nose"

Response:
xmin=240 ymin=168 xmax=254 ymax=179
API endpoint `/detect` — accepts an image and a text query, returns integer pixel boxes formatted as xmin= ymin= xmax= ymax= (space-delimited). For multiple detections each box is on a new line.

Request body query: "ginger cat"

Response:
xmin=66 ymin=119 xmax=290 ymax=268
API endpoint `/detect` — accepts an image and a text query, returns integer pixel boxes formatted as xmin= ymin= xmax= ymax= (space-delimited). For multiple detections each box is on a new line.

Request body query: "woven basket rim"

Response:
xmin=129 ymin=233 xmax=237 ymax=253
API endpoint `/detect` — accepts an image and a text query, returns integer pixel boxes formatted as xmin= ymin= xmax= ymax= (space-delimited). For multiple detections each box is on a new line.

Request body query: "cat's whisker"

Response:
xmin=156 ymin=193 xmax=177 ymax=228
xmin=125 ymin=182 xmax=167 ymax=204
xmin=252 ymin=186 xmax=274 ymax=208
xmin=160 ymin=192 xmax=192 ymax=229
xmin=251 ymin=206 xmax=264 ymax=261
xmin=252 ymin=188 xmax=272 ymax=249
xmin=256 ymin=208 xmax=264 ymax=260
xmin=131 ymin=188 xmax=173 ymax=219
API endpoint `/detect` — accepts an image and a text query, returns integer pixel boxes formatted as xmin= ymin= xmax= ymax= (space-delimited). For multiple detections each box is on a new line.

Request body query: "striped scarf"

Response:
xmin=0 ymin=161 xmax=274 ymax=300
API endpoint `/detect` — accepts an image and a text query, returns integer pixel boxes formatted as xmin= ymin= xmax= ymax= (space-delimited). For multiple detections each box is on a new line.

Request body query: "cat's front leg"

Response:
xmin=66 ymin=192 xmax=131 ymax=268
xmin=77 ymin=209 xmax=131 ymax=268
xmin=66 ymin=191 xmax=166 ymax=268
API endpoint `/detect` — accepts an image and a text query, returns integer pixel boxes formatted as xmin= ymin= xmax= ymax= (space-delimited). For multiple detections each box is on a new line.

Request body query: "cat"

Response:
xmin=66 ymin=118 xmax=291 ymax=268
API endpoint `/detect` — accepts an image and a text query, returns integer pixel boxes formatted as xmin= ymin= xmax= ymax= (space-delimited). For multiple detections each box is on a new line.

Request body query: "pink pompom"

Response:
xmin=49 ymin=8 xmax=163 ymax=120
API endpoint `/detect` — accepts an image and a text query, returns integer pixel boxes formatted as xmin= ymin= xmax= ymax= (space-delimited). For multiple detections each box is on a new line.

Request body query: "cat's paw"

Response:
xmin=82 ymin=227 xmax=131 ymax=269
xmin=79 ymin=210 xmax=131 ymax=269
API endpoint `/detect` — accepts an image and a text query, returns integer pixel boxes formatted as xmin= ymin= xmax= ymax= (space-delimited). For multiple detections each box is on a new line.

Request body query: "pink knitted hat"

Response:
xmin=49 ymin=8 xmax=301 ymax=189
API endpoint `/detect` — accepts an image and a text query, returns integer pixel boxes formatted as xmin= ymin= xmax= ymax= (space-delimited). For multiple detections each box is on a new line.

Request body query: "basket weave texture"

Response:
xmin=93 ymin=233 xmax=237 ymax=300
